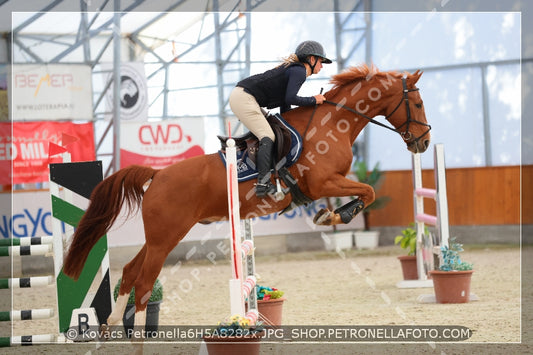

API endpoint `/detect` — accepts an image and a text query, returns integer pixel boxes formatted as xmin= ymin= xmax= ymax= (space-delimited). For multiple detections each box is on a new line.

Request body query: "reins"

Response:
xmin=323 ymin=99 xmax=399 ymax=134
xmin=307 ymin=77 xmax=432 ymax=143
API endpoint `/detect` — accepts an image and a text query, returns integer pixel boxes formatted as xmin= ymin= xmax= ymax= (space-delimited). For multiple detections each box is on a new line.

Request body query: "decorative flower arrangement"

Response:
xmin=211 ymin=314 xmax=264 ymax=337
xmin=439 ymin=237 xmax=473 ymax=271
xmin=256 ymin=285 xmax=284 ymax=301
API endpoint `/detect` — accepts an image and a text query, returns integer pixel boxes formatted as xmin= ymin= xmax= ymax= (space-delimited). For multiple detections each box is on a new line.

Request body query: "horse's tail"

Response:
xmin=63 ymin=165 xmax=157 ymax=280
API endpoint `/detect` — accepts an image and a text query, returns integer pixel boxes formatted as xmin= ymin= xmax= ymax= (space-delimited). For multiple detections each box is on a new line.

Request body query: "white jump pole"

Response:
xmin=225 ymin=138 xmax=258 ymax=324
xmin=226 ymin=138 xmax=245 ymax=317
xmin=199 ymin=139 xmax=258 ymax=355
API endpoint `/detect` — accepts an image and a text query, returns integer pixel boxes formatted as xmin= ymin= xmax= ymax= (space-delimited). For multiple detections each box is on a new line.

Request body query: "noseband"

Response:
xmin=323 ymin=77 xmax=431 ymax=143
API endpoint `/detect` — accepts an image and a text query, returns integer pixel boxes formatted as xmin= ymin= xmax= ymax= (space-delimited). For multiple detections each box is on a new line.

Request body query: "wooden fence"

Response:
xmin=369 ymin=165 xmax=531 ymax=227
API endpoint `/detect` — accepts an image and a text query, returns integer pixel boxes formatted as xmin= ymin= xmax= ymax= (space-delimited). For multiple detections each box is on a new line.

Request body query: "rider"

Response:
xmin=229 ymin=40 xmax=332 ymax=197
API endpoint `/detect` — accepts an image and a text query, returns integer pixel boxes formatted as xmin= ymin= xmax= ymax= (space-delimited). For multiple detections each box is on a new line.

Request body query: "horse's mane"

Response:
xmin=325 ymin=64 xmax=403 ymax=98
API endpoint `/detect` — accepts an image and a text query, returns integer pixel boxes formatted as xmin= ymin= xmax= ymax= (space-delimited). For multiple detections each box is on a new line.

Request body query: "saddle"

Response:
xmin=217 ymin=113 xmax=313 ymax=211
xmin=217 ymin=114 xmax=292 ymax=169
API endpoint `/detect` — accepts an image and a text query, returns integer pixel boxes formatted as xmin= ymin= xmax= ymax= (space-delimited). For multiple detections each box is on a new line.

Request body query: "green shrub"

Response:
xmin=113 ymin=278 xmax=163 ymax=304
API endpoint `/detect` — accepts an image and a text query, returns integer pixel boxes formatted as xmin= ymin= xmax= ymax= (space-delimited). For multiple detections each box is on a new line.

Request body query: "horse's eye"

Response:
xmin=415 ymin=103 xmax=422 ymax=109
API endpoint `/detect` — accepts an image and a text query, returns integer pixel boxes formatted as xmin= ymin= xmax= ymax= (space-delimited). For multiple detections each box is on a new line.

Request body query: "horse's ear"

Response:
xmin=408 ymin=70 xmax=423 ymax=86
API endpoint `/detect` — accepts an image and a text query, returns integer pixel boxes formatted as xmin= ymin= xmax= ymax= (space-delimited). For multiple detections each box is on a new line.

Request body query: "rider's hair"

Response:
xmin=277 ymin=53 xmax=301 ymax=67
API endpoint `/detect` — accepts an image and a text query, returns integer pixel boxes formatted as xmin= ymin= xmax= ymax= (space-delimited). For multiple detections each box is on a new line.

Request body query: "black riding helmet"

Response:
xmin=295 ymin=40 xmax=333 ymax=65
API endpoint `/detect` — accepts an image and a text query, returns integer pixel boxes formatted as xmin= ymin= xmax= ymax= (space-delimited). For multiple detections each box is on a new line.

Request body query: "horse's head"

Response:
xmin=326 ymin=65 xmax=431 ymax=154
xmin=384 ymin=70 xmax=431 ymax=153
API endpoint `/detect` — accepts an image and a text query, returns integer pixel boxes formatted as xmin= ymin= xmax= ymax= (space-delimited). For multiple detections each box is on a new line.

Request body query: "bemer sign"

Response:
xmin=11 ymin=64 xmax=93 ymax=121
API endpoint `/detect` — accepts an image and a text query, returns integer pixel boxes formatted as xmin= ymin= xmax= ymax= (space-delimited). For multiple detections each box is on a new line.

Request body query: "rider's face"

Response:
xmin=311 ymin=56 xmax=323 ymax=74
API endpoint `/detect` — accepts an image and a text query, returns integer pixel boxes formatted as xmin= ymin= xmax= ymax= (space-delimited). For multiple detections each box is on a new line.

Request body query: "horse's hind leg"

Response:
xmin=106 ymin=245 xmax=147 ymax=326
xmin=131 ymin=245 xmax=168 ymax=318
xmin=128 ymin=244 xmax=171 ymax=354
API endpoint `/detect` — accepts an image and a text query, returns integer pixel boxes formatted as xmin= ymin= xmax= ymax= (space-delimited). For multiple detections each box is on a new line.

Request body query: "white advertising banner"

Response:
xmin=120 ymin=118 xmax=205 ymax=169
xmin=2 ymin=190 xmax=66 ymax=239
xmin=104 ymin=62 xmax=148 ymax=121
xmin=11 ymin=64 xmax=93 ymax=120
xmin=1 ymin=191 xmax=361 ymax=247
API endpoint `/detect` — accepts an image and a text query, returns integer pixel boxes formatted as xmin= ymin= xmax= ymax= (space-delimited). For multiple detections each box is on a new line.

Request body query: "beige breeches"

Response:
xmin=229 ymin=86 xmax=275 ymax=141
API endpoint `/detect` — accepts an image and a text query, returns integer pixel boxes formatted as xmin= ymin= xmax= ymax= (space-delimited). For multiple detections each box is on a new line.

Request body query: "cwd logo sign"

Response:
xmin=120 ymin=118 xmax=205 ymax=169
xmin=138 ymin=124 xmax=191 ymax=145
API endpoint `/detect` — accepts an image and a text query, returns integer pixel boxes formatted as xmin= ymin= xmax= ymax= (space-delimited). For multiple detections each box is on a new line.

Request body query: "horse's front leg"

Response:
xmin=312 ymin=176 xmax=375 ymax=226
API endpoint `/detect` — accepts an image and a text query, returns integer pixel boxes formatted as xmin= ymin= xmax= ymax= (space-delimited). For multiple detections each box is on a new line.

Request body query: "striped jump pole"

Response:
xmin=0 ymin=235 xmax=56 ymax=347
xmin=397 ymin=143 xmax=449 ymax=289
xmin=0 ymin=236 xmax=54 ymax=257
xmin=0 ymin=308 xmax=54 ymax=321
xmin=0 ymin=236 xmax=54 ymax=247
xmin=226 ymin=138 xmax=259 ymax=324
xmin=0 ymin=276 xmax=54 ymax=289
xmin=0 ymin=334 xmax=56 ymax=347
xmin=0 ymin=244 xmax=52 ymax=257
xmin=243 ymin=219 xmax=258 ymax=319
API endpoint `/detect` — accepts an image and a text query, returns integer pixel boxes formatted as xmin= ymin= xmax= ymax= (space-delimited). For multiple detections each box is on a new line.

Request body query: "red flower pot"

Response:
xmin=203 ymin=332 xmax=263 ymax=355
xmin=397 ymin=255 xmax=418 ymax=280
xmin=429 ymin=270 xmax=474 ymax=303
xmin=257 ymin=297 xmax=286 ymax=326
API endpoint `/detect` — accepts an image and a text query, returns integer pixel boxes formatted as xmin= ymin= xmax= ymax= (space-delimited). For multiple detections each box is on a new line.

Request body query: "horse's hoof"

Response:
xmin=314 ymin=208 xmax=332 ymax=225
xmin=100 ymin=323 xmax=110 ymax=340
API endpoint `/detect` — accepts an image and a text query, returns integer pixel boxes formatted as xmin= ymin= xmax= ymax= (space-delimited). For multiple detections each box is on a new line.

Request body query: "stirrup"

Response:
xmin=255 ymin=182 xmax=276 ymax=198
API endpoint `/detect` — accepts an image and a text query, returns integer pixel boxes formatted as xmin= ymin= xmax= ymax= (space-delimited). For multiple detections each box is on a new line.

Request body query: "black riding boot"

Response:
xmin=256 ymin=137 xmax=276 ymax=197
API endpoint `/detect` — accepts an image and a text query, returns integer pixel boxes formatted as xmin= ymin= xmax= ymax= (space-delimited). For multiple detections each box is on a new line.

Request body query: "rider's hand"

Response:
xmin=314 ymin=94 xmax=326 ymax=104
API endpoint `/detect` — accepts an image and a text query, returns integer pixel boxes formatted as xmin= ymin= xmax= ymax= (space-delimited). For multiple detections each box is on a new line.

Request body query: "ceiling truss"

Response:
xmin=2 ymin=0 xmax=370 ymax=177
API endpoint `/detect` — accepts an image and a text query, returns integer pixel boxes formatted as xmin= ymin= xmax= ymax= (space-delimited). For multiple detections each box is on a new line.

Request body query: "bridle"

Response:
xmin=322 ymin=77 xmax=431 ymax=144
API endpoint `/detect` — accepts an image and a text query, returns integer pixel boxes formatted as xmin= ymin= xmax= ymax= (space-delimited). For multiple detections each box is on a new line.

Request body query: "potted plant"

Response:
xmin=255 ymin=285 xmax=285 ymax=326
xmin=428 ymin=237 xmax=474 ymax=303
xmin=395 ymin=224 xmax=418 ymax=280
xmin=113 ymin=278 xmax=163 ymax=336
xmin=352 ymin=161 xmax=390 ymax=249
xmin=203 ymin=314 xmax=264 ymax=355
xmin=394 ymin=223 xmax=430 ymax=280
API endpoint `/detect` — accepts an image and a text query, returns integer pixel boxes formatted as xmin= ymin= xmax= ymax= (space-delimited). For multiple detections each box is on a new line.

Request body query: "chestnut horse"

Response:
xmin=63 ymin=64 xmax=430 ymax=333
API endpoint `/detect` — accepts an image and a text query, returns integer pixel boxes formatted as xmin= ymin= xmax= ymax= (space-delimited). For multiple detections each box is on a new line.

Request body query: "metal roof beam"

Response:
xmin=86 ymin=0 xmax=111 ymax=30
xmin=145 ymin=13 xmax=242 ymax=81
xmin=128 ymin=34 xmax=166 ymax=63
xmin=143 ymin=0 xmax=264 ymax=81
xmin=130 ymin=0 xmax=188 ymax=36
xmin=15 ymin=33 xmax=72 ymax=46
xmin=79 ymin=0 xmax=91 ymax=63
xmin=12 ymin=0 xmax=65 ymax=34
xmin=49 ymin=0 xmax=147 ymax=62
xmin=91 ymin=34 xmax=113 ymax=68
xmin=12 ymin=36 xmax=44 ymax=62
